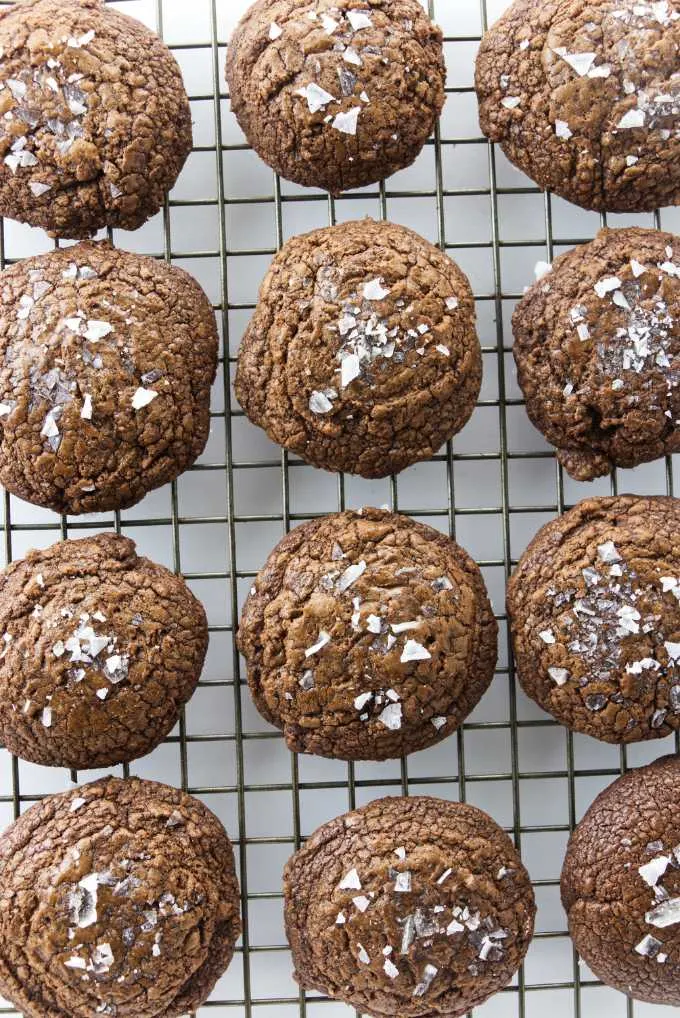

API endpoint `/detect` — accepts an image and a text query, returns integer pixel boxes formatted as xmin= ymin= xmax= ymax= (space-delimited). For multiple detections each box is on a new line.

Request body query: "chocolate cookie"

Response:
xmin=562 ymin=754 xmax=680 ymax=1005
xmin=0 ymin=533 xmax=207 ymax=769
xmin=226 ymin=0 xmax=445 ymax=194
xmin=235 ymin=219 xmax=481 ymax=477
xmin=284 ymin=795 xmax=536 ymax=1017
xmin=0 ymin=240 xmax=218 ymax=515
xmin=513 ymin=228 xmax=680 ymax=481
xmin=476 ymin=0 xmax=680 ymax=213
xmin=507 ymin=495 xmax=680 ymax=744
xmin=0 ymin=776 xmax=241 ymax=1018
xmin=238 ymin=508 xmax=497 ymax=760
xmin=0 ymin=0 xmax=192 ymax=238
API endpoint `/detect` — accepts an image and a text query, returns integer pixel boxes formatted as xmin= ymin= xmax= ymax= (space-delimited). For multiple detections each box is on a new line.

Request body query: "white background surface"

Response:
xmin=1 ymin=0 xmax=680 ymax=1015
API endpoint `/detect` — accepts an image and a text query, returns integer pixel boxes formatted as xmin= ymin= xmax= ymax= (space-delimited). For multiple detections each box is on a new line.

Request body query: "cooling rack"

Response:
xmin=0 ymin=0 xmax=679 ymax=1015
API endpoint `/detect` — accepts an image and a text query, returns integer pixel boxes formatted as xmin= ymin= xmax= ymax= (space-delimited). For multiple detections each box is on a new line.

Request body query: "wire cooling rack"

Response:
xmin=0 ymin=0 xmax=679 ymax=1015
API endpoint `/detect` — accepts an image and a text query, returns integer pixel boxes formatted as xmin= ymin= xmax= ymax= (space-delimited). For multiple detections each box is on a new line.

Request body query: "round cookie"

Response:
xmin=238 ymin=508 xmax=498 ymax=760
xmin=284 ymin=795 xmax=536 ymax=1017
xmin=0 ymin=240 xmax=218 ymax=514
xmin=508 ymin=495 xmax=680 ymax=744
xmin=0 ymin=0 xmax=192 ymax=238
xmin=235 ymin=219 xmax=481 ymax=477
xmin=0 ymin=533 xmax=208 ymax=769
xmin=0 ymin=776 xmax=241 ymax=1018
xmin=513 ymin=228 xmax=680 ymax=481
xmin=562 ymin=754 xmax=680 ymax=1005
xmin=475 ymin=0 xmax=680 ymax=213
xmin=226 ymin=0 xmax=445 ymax=194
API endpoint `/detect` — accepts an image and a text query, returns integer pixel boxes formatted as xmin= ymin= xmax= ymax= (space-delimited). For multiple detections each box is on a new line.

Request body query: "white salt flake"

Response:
xmin=336 ymin=911 xmax=346 ymax=924
xmin=639 ymin=856 xmax=671 ymax=887
xmin=646 ymin=898 xmax=680 ymax=928
xmin=321 ymin=13 xmax=339 ymax=33
xmin=395 ymin=847 xmax=406 ymax=860
xmin=268 ymin=22 xmax=283 ymax=40
xmin=42 ymin=706 xmax=52 ymax=728
xmin=29 ymin=181 xmax=51 ymax=197
xmin=363 ymin=278 xmax=390 ymax=301
xmin=131 ymin=388 xmax=158 ymax=410
xmin=343 ymin=47 xmax=362 ymax=65
xmin=340 ymin=353 xmax=361 ymax=388
xmin=548 ymin=667 xmax=570 ymax=685
xmin=445 ymin=296 xmax=459 ymax=311
xmin=84 ymin=320 xmax=113 ymax=341
xmin=400 ymin=639 xmax=431 ymax=663
xmin=338 ymin=560 xmax=366 ymax=592
xmin=70 ymin=797 xmax=86 ymax=812
xmin=366 ymin=614 xmax=382 ymax=634
xmin=354 ymin=691 xmax=373 ymax=711
xmin=539 ymin=629 xmax=555 ymax=644
xmin=352 ymin=895 xmax=371 ymax=912
xmin=594 ymin=277 xmax=622 ymax=298
xmin=635 ymin=933 xmax=663 ymax=956
xmin=555 ymin=119 xmax=573 ymax=139
xmin=597 ymin=541 xmax=621 ymax=563
xmin=553 ymin=49 xmax=596 ymax=76
xmin=435 ymin=344 xmax=450 ymax=356
xmin=339 ymin=868 xmax=362 ymax=890
xmin=501 ymin=96 xmax=521 ymax=109
xmin=378 ymin=702 xmax=402 ymax=730
xmin=332 ymin=107 xmax=361 ymax=135
xmin=627 ymin=155 xmax=640 ymax=166
xmin=305 ymin=630 xmax=331 ymax=657
xmin=296 ymin=83 xmax=336 ymax=113
xmin=309 ymin=390 xmax=334 ymax=414
xmin=631 ymin=258 xmax=647 ymax=277
xmin=80 ymin=394 xmax=93 ymax=420
xmin=617 ymin=109 xmax=646 ymax=129
xmin=347 ymin=10 xmax=372 ymax=30
xmin=357 ymin=943 xmax=370 ymax=964
xmin=394 ymin=871 xmax=412 ymax=892
xmin=431 ymin=716 xmax=446 ymax=730
xmin=391 ymin=621 xmax=420 ymax=634
xmin=384 ymin=957 xmax=400 ymax=979
xmin=665 ymin=641 xmax=680 ymax=661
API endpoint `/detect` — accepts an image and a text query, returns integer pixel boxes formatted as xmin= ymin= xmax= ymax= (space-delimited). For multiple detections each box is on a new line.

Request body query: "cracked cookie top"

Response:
xmin=238 ymin=508 xmax=497 ymax=760
xmin=0 ymin=0 xmax=192 ymax=237
xmin=284 ymin=795 xmax=535 ymax=1017
xmin=0 ymin=533 xmax=208 ymax=769
xmin=0 ymin=776 xmax=241 ymax=1018
xmin=226 ymin=0 xmax=445 ymax=194
xmin=508 ymin=495 xmax=680 ymax=743
xmin=235 ymin=218 xmax=481 ymax=478
xmin=476 ymin=0 xmax=680 ymax=212
xmin=512 ymin=228 xmax=680 ymax=480
xmin=0 ymin=240 xmax=218 ymax=514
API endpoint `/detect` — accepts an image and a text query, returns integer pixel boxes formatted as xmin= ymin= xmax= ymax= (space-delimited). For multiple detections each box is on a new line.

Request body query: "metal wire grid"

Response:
xmin=0 ymin=0 xmax=677 ymax=1015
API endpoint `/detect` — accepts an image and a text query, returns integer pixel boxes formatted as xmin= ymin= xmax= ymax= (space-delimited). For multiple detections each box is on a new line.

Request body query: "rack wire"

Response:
xmin=0 ymin=0 xmax=679 ymax=1015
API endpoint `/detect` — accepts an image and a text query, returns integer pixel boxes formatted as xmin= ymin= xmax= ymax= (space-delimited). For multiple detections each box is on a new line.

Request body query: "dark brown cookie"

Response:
xmin=0 ymin=240 xmax=218 ymax=515
xmin=0 ymin=533 xmax=207 ymax=769
xmin=0 ymin=776 xmax=241 ymax=1018
xmin=508 ymin=495 xmax=680 ymax=744
xmin=238 ymin=508 xmax=497 ymax=760
xmin=513 ymin=228 xmax=680 ymax=481
xmin=235 ymin=219 xmax=481 ymax=477
xmin=284 ymin=795 xmax=536 ymax=1017
xmin=562 ymin=754 xmax=680 ymax=1005
xmin=476 ymin=0 xmax=680 ymax=213
xmin=226 ymin=0 xmax=445 ymax=194
xmin=0 ymin=0 xmax=192 ymax=238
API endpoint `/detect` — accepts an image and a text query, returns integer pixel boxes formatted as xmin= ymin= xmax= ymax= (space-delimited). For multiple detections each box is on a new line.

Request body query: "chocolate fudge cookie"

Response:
xmin=513 ymin=228 xmax=680 ymax=481
xmin=476 ymin=0 xmax=680 ymax=213
xmin=0 ymin=533 xmax=207 ymax=769
xmin=235 ymin=219 xmax=481 ymax=477
xmin=238 ymin=508 xmax=497 ymax=760
xmin=227 ymin=0 xmax=445 ymax=194
xmin=0 ymin=776 xmax=241 ymax=1018
xmin=0 ymin=0 xmax=192 ymax=238
xmin=508 ymin=495 xmax=680 ymax=744
xmin=562 ymin=754 xmax=680 ymax=1005
xmin=0 ymin=240 xmax=218 ymax=514
xmin=284 ymin=795 xmax=536 ymax=1017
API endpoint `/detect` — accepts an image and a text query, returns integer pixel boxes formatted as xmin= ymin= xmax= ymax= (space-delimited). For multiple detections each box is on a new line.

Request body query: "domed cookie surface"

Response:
xmin=0 ymin=241 xmax=218 ymax=514
xmin=0 ymin=533 xmax=207 ymax=769
xmin=562 ymin=754 xmax=680 ymax=1005
xmin=508 ymin=495 xmax=680 ymax=743
xmin=476 ymin=0 xmax=680 ymax=212
xmin=235 ymin=219 xmax=481 ymax=477
xmin=284 ymin=795 xmax=536 ymax=1017
xmin=513 ymin=228 xmax=680 ymax=481
xmin=0 ymin=0 xmax=192 ymax=237
xmin=227 ymin=0 xmax=445 ymax=193
xmin=238 ymin=508 xmax=497 ymax=760
xmin=0 ymin=776 xmax=241 ymax=1018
